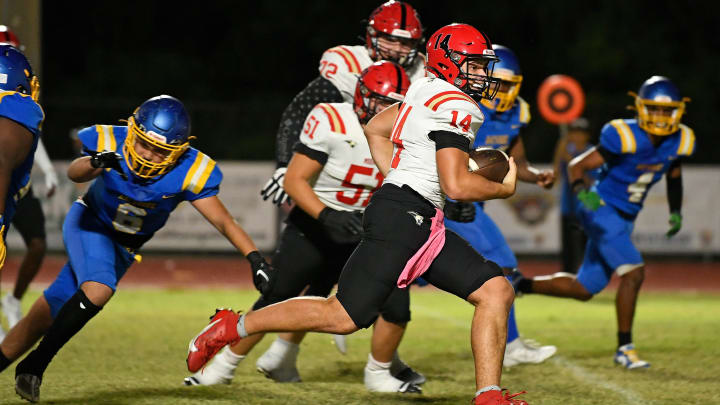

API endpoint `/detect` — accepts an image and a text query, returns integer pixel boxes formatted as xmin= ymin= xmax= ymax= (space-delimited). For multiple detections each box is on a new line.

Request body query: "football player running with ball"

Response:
xmin=513 ymin=76 xmax=694 ymax=370
xmin=0 ymin=96 xmax=275 ymax=402
xmin=185 ymin=61 xmax=424 ymax=393
xmin=443 ymin=44 xmax=557 ymax=368
xmin=187 ymin=23 xmax=530 ymax=405
xmin=260 ymin=0 xmax=426 ymax=206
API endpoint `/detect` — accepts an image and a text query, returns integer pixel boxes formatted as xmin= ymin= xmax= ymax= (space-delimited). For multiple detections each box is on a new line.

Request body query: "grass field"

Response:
xmin=1 ymin=288 xmax=718 ymax=404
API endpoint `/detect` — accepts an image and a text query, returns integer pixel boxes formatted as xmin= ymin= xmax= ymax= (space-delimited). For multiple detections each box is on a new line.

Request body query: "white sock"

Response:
xmin=268 ymin=337 xmax=299 ymax=358
xmin=236 ymin=314 xmax=248 ymax=338
xmin=476 ymin=385 xmax=501 ymax=397
xmin=219 ymin=346 xmax=245 ymax=367
xmin=366 ymin=353 xmax=392 ymax=372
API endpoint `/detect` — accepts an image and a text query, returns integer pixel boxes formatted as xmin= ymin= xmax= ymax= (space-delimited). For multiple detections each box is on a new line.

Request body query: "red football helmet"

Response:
xmin=0 ymin=25 xmax=20 ymax=48
xmin=425 ymin=23 xmax=500 ymax=101
xmin=354 ymin=61 xmax=410 ymax=123
xmin=365 ymin=1 xmax=423 ymax=68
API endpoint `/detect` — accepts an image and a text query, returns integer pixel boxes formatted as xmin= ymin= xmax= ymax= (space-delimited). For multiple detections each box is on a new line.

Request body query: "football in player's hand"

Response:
xmin=469 ymin=148 xmax=509 ymax=183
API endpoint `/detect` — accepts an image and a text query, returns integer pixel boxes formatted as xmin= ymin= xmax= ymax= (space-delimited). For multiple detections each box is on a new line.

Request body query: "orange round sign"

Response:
xmin=537 ymin=75 xmax=585 ymax=124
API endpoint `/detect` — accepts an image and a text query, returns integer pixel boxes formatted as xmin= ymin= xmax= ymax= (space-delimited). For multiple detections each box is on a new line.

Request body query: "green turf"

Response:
xmin=1 ymin=288 xmax=718 ymax=404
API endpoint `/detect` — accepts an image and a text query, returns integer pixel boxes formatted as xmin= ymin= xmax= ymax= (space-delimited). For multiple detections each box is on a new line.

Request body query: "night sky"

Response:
xmin=38 ymin=0 xmax=719 ymax=163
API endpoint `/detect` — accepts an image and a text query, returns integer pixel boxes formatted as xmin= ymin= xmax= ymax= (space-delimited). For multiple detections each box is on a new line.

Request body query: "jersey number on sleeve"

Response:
xmin=320 ymin=61 xmax=338 ymax=79
xmin=627 ymin=172 xmax=654 ymax=203
xmin=336 ymin=164 xmax=383 ymax=207
xmin=390 ymin=104 xmax=413 ymax=169
xmin=303 ymin=115 xmax=320 ymax=139
xmin=113 ymin=203 xmax=147 ymax=234
xmin=450 ymin=111 xmax=472 ymax=132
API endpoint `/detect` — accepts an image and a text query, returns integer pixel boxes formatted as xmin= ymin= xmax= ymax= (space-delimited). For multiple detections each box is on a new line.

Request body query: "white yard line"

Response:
xmin=413 ymin=304 xmax=647 ymax=405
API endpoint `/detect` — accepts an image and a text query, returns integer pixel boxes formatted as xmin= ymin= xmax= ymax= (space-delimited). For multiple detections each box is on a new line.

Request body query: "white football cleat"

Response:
xmin=183 ymin=347 xmax=240 ymax=386
xmin=2 ymin=294 xmax=22 ymax=328
xmin=390 ymin=353 xmax=426 ymax=385
xmin=503 ymin=337 xmax=557 ymax=367
xmin=332 ymin=334 xmax=347 ymax=355
xmin=255 ymin=339 xmax=301 ymax=382
xmin=614 ymin=343 xmax=650 ymax=369
xmin=0 ymin=322 xmax=6 ymax=343
xmin=364 ymin=367 xmax=421 ymax=393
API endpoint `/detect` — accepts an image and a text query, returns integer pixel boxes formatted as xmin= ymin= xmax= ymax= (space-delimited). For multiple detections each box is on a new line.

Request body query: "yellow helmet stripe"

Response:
xmin=610 ymin=119 xmax=636 ymax=153
xmin=677 ymin=124 xmax=695 ymax=156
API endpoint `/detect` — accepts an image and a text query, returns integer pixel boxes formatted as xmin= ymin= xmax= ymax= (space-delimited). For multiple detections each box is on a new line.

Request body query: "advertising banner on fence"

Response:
xmin=6 ymin=162 xmax=719 ymax=254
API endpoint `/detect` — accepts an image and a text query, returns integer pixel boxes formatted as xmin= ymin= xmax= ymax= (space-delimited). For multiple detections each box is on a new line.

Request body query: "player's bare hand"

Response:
xmin=536 ymin=169 xmax=555 ymax=189
xmin=500 ymin=157 xmax=517 ymax=198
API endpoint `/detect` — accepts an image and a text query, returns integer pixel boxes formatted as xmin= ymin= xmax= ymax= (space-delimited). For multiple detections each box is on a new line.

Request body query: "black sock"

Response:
xmin=618 ymin=331 xmax=632 ymax=347
xmin=16 ymin=289 xmax=102 ymax=377
xmin=516 ymin=278 xmax=533 ymax=294
xmin=0 ymin=347 xmax=11 ymax=373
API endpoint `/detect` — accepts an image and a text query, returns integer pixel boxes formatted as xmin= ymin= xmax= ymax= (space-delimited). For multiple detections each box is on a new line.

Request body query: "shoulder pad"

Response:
xmin=602 ymin=119 xmax=637 ymax=154
xmin=677 ymin=124 xmax=696 ymax=156
xmin=321 ymin=46 xmax=363 ymax=75
xmin=517 ymin=96 xmax=531 ymax=124
xmin=181 ymin=149 xmax=220 ymax=194
xmin=0 ymin=91 xmax=44 ymax=134
xmin=314 ymin=103 xmax=347 ymax=134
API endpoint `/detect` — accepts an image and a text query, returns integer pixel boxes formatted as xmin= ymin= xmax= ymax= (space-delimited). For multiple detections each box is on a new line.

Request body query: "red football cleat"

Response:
xmin=474 ymin=389 xmax=528 ymax=405
xmin=186 ymin=309 xmax=241 ymax=372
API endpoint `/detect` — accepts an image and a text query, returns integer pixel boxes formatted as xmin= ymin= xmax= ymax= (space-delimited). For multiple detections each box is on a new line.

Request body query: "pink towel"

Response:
xmin=397 ymin=208 xmax=446 ymax=288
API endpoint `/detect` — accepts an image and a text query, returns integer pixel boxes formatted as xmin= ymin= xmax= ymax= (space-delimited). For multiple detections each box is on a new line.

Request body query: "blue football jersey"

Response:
xmin=473 ymin=96 xmax=531 ymax=151
xmin=0 ymin=91 xmax=44 ymax=224
xmin=78 ymin=125 xmax=223 ymax=249
xmin=595 ymin=118 xmax=695 ymax=216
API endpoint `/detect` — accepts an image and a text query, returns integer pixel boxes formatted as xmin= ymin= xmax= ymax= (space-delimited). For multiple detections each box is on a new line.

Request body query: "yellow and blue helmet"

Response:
xmin=124 ymin=95 xmax=191 ymax=178
xmin=481 ymin=44 xmax=522 ymax=112
xmin=630 ymin=76 xmax=689 ymax=136
xmin=0 ymin=44 xmax=39 ymax=101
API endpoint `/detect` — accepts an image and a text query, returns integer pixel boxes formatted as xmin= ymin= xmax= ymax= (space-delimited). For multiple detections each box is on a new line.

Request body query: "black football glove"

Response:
xmin=444 ymin=200 xmax=476 ymax=223
xmin=318 ymin=207 xmax=363 ymax=244
xmin=247 ymin=251 xmax=275 ymax=295
xmin=85 ymin=148 xmax=128 ymax=180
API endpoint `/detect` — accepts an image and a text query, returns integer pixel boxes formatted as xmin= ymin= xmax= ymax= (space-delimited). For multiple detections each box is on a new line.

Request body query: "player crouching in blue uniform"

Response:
xmin=0 ymin=95 xmax=275 ymax=402
xmin=514 ymin=76 xmax=694 ymax=369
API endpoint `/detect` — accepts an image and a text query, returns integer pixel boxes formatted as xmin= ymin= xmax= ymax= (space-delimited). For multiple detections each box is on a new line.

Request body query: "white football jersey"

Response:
xmin=383 ymin=77 xmax=485 ymax=208
xmin=297 ymin=103 xmax=384 ymax=212
xmin=318 ymin=45 xmax=426 ymax=103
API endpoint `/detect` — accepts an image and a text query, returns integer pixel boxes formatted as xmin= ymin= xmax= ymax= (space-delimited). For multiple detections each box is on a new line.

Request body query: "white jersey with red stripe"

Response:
xmin=298 ymin=102 xmax=384 ymax=212
xmin=383 ymin=77 xmax=485 ymax=208
xmin=318 ymin=45 xmax=426 ymax=103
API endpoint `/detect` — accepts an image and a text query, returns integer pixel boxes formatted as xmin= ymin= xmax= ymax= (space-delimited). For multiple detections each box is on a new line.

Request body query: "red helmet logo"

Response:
xmin=365 ymin=1 xmax=423 ymax=68
xmin=425 ymin=23 xmax=500 ymax=101
xmin=354 ymin=61 xmax=411 ymax=123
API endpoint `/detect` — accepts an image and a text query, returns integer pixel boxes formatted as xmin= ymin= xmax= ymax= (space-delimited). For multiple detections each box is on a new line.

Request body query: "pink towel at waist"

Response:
xmin=397 ymin=208 xmax=446 ymax=288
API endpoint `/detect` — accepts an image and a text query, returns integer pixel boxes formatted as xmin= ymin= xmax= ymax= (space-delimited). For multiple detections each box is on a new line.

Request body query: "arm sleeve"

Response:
xmin=426 ymin=99 xmax=484 ymax=144
xmin=429 ymin=130 xmax=471 ymax=152
xmin=33 ymin=139 xmax=57 ymax=178
xmin=274 ymin=77 xmax=343 ymax=167
xmin=666 ymin=159 xmax=683 ymax=213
